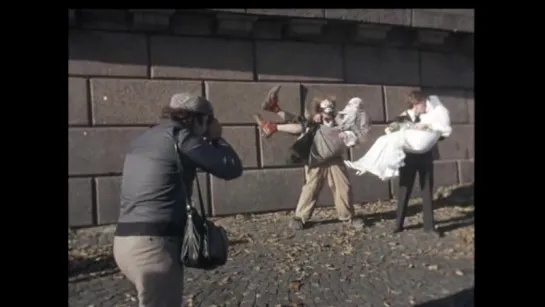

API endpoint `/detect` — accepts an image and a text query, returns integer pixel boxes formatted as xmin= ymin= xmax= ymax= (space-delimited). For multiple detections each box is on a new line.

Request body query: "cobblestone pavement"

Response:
xmin=69 ymin=186 xmax=474 ymax=307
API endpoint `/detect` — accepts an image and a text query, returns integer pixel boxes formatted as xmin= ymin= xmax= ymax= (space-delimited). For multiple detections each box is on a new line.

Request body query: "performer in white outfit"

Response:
xmin=345 ymin=90 xmax=452 ymax=236
xmin=344 ymin=94 xmax=451 ymax=180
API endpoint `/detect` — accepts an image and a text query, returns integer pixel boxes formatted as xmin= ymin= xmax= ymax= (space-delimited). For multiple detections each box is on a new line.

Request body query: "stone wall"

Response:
xmin=68 ymin=9 xmax=474 ymax=227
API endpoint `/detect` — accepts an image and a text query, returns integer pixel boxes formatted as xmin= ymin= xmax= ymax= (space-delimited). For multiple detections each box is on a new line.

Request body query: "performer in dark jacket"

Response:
xmin=393 ymin=90 xmax=447 ymax=237
xmin=113 ymin=93 xmax=243 ymax=307
xmin=253 ymin=86 xmax=367 ymax=230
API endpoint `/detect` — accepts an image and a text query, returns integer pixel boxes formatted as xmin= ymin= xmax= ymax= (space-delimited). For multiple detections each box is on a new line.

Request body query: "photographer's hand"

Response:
xmin=205 ymin=118 xmax=222 ymax=141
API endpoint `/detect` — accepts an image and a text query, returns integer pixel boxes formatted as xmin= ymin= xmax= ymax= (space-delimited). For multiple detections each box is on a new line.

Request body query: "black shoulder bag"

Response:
xmin=288 ymin=124 xmax=319 ymax=165
xmin=173 ymin=132 xmax=229 ymax=270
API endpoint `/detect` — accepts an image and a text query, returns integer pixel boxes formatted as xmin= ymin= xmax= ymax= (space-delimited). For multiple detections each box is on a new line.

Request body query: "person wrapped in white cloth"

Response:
xmin=344 ymin=94 xmax=452 ymax=181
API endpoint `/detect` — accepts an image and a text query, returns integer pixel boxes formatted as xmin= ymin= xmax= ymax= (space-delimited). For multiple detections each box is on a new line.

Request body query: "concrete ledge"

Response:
xmin=71 ymin=9 xmax=474 ymax=51
xmin=72 ymin=9 xmax=474 ymax=34
xmin=207 ymin=8 xmax=474 ymax=33
xmin=412 ymin=9 xmax=474 ymax=33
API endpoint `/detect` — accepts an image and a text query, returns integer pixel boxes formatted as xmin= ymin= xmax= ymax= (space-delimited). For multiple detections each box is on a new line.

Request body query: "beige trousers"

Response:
xmin=295 ymin=158 xmax=354 ymax=223
xmin=113 ymin=236 xmax=183 ymax=307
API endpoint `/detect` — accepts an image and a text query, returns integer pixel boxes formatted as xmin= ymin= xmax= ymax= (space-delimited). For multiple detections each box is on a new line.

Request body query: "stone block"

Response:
xmin=69 ymin=77 xmax=89 ymax=125
xmin=325 ymin=9 xmax=411 ymax=26
xmin=353 ymin=24 xmax=392 ymax=42
xmin=68 ymin=30 xmax=148 ymax=77
xmin=78 ymin=9 xmax=131 ymax=31
xmin=344 ymin=46 xmax=420 ymax=86
xmin=416 ymin=29 xmax=450 ymax=45
xmin=422 ymin=88 xmax=470 ymax=124
xmin=69 ymin=177 xmax=94 ymax=227
xmin=211 ymin=168 xmax=304 ymax=215
xmin=260 ymin=131 xmax=301 ymax=167
xmin=253 ymin=19 xmax=284 ymax=39
xmin=391 ymin=161 xmax=459 ymax=197
xmin=247 ymin=9 xmax=325 ymax=18
xmin=349 ymin=125 xmax=387 ymax=162
xmin=437 ymin=125 xmax=473 ymax=160
xmin=69 ymin=127 xmax=145 ymax=175
xmin=303 ymin=83 xmax=385 ymax=122
xmin=467 ymin=91 xmax=474 ymax=124
xmin=90 ymin=79 xmax=202 ymax=125
xmin=222 ymin=126 xmax=258 ymax=168
xmin=412 ymin=9 xmax=474 ymax=32
xmin=95 ymin=176 xmax=121 ymax=225
xmin=216 ymin=13 xmax=256 ymax=37
xmin=256 ymin=41 xmax=343 ymax=82
xmin=318 ymin=172 xmax=390 ymax=206
xmin=458 ymin=160 xmax=474 ymax=183
xmin=205 ymin=81 xmax=301 ymax=124
xmin=420 ymin=51 xmax=474 ymax=89
xmin=130 ymin=9 xmax=174 ymax=30
xmin=171 ymin=13 xmax=214 ymax=36
xmin=150 ymin=36 xmax=254 ymax=80
xmin=320 ymin=22 xmax=351 ymax=43
xmin=288 ymin=18 xmax=326 ymax=36
xmin=384 ymin=86 xmax=421 ymax=121
xmin=96 ymin=173 xmax=210 ymax=225
xmin=458 ymin=33 xmax=474 ymax=54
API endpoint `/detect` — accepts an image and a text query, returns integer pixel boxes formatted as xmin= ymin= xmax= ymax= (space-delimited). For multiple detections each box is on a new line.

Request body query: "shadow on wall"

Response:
xmin=67 ymin=29 xmax=346 ymax=81
xmin=67 ymin=29 xmax=473 ymax=86
xmin=68 ymin=29 xmax=472 ymax=117
xmin=415 ymin=287 xmax=474 ymax=307
xmin=68 ymin=239 xmax=248 ymax=279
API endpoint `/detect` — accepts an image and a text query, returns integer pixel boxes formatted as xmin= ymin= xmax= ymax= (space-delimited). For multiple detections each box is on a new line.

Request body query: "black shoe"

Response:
xmin=392 ymin=226 xmax=404 ymax=234
xmin=424 ymin=228 xmax=443 ymax=238
xmin=289 ymin=218 xmax=304 ymax=230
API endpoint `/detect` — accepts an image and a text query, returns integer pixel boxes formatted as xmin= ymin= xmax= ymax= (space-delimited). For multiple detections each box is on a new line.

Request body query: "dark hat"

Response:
xmin=169 ymin=93 xmax=214 ymax=115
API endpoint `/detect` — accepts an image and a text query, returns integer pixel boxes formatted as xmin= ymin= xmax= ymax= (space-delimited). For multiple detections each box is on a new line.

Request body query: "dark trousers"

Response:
xmin=395 ymin=152 xmax=435 ymax=230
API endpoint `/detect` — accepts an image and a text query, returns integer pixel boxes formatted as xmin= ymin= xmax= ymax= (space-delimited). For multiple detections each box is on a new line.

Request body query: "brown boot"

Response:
xmin=253 ymin=114 xmax=278 ymax=138
xmin=261 ymin=85 xmax=281 ymax=113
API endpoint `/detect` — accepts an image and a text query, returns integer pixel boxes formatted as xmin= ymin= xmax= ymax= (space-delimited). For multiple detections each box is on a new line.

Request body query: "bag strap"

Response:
xmin=173 ymin=127 xmax=208 ymax=219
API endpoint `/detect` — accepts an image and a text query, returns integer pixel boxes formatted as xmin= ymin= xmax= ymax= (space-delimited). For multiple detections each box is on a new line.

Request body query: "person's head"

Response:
xmin=335 ymin=97 xmax=364 ymax=127
xmin=312 ymin=96 xmax=337 ymax=124
xmin=407 ymin=90 xmax=428 ymax=114
xmin=161 ymin=93 xmax=215 ymax=136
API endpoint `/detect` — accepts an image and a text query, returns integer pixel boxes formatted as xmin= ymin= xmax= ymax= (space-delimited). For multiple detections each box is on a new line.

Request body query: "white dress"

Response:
xmin=344 ymin=96 xmax=452 ymax=181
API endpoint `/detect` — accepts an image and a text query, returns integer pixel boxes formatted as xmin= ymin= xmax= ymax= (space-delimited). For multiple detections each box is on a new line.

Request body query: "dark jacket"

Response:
xmin=115 ymin=119 xmax=243 ymax=237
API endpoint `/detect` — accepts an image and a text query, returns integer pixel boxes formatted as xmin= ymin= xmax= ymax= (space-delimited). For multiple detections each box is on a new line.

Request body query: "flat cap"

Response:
xmin=169 ymin=93 xmax=214 ymax=115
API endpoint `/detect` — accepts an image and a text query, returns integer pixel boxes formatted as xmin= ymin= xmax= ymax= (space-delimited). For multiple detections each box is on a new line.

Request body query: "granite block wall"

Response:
xmin=68 ymin=9 xmax=474 ymax=227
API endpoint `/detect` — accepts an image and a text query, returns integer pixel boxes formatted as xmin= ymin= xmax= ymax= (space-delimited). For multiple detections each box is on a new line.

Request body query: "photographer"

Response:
xmin=113 ymin=93 xmax=243 ymax=307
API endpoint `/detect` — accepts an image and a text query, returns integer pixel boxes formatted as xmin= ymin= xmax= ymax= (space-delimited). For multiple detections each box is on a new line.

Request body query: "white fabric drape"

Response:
xmin=336 ymin=97 xmax=371 ymax=147
xmin=344 ymin=96 xmax=452 ymax=181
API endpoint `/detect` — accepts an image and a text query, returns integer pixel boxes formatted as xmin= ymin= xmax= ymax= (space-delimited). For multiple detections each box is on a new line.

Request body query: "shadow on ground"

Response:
xmin=415 ymin=287 xmax=474 ymax=307
xmin=309 ymin=183 xmax=474 ymax=232
xmin=69 ymin=254 xmax=117 ymax=279
xmin=68 ymin=239 xmax=249 ymax=279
